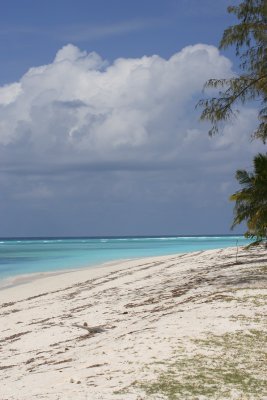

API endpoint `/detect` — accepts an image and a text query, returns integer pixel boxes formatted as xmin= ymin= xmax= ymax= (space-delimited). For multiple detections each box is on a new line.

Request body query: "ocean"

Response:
xmin=0 ymin=236 xmax=250 ymax=286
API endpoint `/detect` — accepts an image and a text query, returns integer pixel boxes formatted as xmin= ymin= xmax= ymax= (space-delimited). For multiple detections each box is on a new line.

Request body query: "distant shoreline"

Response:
xmin=0 ymin=233 xmax=246 ymax=240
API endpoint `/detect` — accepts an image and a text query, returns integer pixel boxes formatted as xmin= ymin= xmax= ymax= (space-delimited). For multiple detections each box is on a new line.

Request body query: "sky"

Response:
xmin=0 ymin=0 xmax=264 ymax=237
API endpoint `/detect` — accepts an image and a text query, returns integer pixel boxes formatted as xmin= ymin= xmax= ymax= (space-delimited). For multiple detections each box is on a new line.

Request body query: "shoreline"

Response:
xmin=0 ymin=244 xmax=241 ymax=291
xmin=0 ymin=246 xmax=266 ymax=399
xmin=0 ymin=251 xmax=195 ymax=302
xmin=0 ymin=257 xmax=134 ymax=291
xmin=0 ymin=251 xmax=189 ymax=302
xmin=0 ymin=235 xmax=251 ymax=290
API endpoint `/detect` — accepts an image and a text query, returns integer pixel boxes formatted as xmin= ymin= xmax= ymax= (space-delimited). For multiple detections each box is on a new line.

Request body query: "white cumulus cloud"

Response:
xmin=0 ymin=43 xmax=233 ymax=158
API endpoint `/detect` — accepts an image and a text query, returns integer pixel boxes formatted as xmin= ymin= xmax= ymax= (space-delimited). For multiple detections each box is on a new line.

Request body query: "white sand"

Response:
xmin=0 ymin=246 xmax=266 ymax=400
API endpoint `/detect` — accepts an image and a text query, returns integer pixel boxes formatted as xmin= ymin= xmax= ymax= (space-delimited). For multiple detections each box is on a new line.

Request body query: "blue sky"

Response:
xmin=1 ymin=0 xmax=239 ymax=85
xmin=0 ymin=0 xmax=264 ymax=237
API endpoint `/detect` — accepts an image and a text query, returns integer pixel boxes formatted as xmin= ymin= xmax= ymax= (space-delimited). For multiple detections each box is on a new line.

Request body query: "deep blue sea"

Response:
xmin=0 ymin=236 xmax=250 ymax=285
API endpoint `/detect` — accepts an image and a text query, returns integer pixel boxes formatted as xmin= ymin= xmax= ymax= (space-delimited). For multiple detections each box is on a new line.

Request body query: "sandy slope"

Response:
xmin=0 ymin=246 xmax=266 ymax=400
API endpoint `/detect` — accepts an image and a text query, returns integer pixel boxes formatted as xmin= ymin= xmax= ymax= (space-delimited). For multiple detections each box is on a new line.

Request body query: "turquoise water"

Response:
xmin=0 ymin=236 xmax=250 ymax=284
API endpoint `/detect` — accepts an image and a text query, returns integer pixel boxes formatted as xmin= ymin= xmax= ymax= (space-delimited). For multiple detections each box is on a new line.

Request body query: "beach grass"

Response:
xmin=132 ymin=328 xmax=266 ymax=399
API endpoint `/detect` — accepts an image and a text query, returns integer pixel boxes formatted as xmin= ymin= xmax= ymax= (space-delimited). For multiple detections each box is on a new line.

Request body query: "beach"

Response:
xmin=0 ymin=246 xmax=266 ymax=400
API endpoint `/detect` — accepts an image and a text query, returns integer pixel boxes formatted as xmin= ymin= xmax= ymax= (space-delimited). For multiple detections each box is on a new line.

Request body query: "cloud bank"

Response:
xmin=0 ymin=44 xmax=233 ymax=154
xmin=0 ymin=44 xmax=263 ymax=235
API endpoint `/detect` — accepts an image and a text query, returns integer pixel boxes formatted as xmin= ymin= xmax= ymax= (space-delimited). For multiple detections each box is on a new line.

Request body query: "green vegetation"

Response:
xmin=198 ymin=0 xmax=267 ymax=243
xmin=198 ymin=0 xmax=267 ymax=140
xmin=230 ymin=153 xmax=267 ymax=243
xmin=134 ymin=330 xmax=266 ymax=399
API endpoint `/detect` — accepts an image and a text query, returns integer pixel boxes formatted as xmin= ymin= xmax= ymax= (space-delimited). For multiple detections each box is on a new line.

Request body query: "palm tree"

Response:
xmin=230 ymin=153 xmax=267 ymax=244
